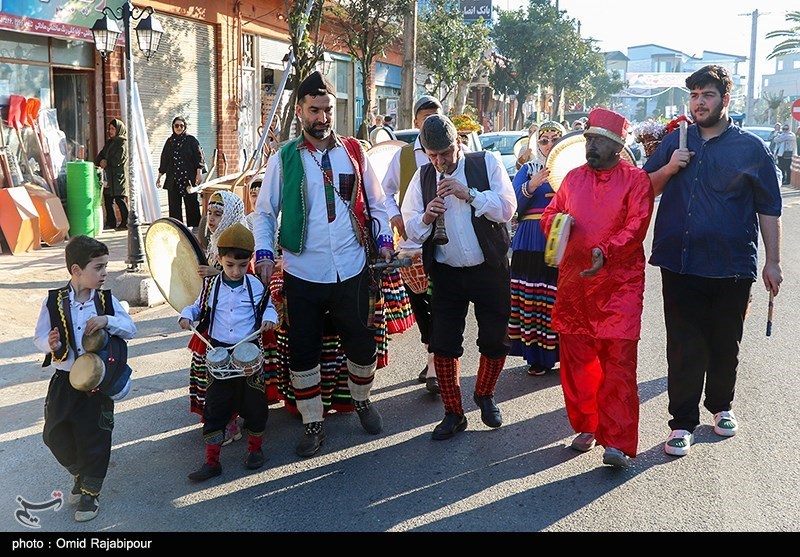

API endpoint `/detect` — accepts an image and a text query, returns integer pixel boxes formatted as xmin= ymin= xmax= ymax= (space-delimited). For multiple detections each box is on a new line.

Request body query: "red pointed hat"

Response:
xmin=585 ymin=108 xmax=628 ymax=146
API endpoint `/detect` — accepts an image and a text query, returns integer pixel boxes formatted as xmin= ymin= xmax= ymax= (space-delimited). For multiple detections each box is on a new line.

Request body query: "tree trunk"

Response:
xmin=399 ymin=3 xmax=417 ymax=130
xmin=453 ymin=80 xmax=470 ymax=115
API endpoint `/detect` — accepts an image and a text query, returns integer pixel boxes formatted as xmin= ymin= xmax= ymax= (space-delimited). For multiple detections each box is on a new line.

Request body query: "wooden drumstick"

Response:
xmin=189 ymin=324 xmax=215 ymax=350
xmin=229 ymin=328 xmax=263 ymax=352
xmin=679 ymin=120 xmax=688 ymax=150
xmin=766 ymin=291 xmax=775 ymax=337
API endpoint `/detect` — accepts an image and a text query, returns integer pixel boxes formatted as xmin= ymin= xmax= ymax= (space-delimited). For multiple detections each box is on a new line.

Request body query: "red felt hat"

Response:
xmin=585 ymin=108 xmax=628 ymax=146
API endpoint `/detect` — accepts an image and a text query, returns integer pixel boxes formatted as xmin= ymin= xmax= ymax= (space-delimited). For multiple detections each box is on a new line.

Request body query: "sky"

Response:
xmin=502 ymin=0 xmax=798 ymax=91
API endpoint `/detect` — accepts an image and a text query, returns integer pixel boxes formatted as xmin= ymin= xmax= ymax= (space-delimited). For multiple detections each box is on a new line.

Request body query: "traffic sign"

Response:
xmin=792 ymin=98 xmax=800 ymax=122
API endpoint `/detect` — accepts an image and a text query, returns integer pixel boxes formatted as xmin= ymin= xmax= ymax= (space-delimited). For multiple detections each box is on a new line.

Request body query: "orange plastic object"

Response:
xmin=24 ymin=184 xmax=68 ymax=246
xmin=0 ymin=187 xmax=41 ymax=254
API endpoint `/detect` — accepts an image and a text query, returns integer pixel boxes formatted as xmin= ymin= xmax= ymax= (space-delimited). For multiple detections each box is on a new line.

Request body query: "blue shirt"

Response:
xmin=643 ymin=121 xmax=782 ymax=280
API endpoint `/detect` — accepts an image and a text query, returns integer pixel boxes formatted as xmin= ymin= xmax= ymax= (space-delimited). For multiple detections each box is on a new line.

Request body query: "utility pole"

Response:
xmin=740 ymin=9 xmax=768 ymax=124
xmin=399 ymin=1 xmax=417 ymax=129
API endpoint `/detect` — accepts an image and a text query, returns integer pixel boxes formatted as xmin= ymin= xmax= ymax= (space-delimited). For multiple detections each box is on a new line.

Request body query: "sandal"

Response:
xmin=527 ymin=365 xmax=547 ymax=376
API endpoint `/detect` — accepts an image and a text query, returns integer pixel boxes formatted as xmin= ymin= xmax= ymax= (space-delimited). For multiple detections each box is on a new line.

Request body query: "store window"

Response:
xmin=0 ymin=31 xmax=49 ymax=62
xmin=52 ymin=40 xmax=95 ymax=68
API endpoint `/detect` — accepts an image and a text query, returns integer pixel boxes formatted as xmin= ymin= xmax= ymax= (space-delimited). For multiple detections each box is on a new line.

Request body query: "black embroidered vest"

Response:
xmin=420 ymin=151 xmax=510 ymax=274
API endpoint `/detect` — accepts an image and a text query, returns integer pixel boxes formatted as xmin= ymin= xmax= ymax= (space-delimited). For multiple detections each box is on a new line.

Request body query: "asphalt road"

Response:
xmin=1 ymin=189 xmax=799 ymax=541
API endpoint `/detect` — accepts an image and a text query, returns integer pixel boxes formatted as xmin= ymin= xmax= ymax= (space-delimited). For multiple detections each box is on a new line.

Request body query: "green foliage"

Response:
xmin=418 ymin=0 xmax=492 ymax=103
xmin=328 ymin=0 xmax=410 ymax=137
xmin=490 ymin=1 xmax=623 ymax=125
xmin=766 ymin=11 xmax=800 ymax=60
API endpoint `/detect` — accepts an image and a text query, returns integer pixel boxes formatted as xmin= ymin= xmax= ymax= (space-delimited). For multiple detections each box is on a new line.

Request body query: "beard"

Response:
xmin=303 ymin=121 xmax=331 ymax=140
xmin=693 ymin=101 xmax=725 ymax=128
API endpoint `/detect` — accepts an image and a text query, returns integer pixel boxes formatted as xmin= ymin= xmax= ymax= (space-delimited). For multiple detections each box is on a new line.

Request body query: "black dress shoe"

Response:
xmin=356 ymin=401 xmax=383 ymax=434
xmin=417 ymin=365 xmax=428 ymax=383
xmin=426 ymin=376 xmax=440 ymax=394
xmin=473 ymin=393 xmax=503 ymax=428
xmin=244 ymin=448 xmax=265 ymax=470
xmin=431 ymin=413 xmax=467 ymax=440
xmin=296 ymin=431 xmax=326 ymax=457
xmin=188 ymin=463 xmax=222 ymax=482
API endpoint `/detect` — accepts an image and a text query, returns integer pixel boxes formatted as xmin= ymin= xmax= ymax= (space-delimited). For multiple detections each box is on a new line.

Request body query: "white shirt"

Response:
xmin=383 ymin=137 xmax=431 ymax=251
xmin=402 ymin=151 xmax=517 ymax=268
xmin=34 ymin=288 xmax=137 ymax=372
xmin=252 ymin=135 xmax=392 ymax=283
xmin=179 ymin=275 xmax=278 ymax=345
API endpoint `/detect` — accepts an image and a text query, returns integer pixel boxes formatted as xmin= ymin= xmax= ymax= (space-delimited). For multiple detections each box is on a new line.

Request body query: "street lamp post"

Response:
xmin=91 ymin=2 xmax=163 ymax=272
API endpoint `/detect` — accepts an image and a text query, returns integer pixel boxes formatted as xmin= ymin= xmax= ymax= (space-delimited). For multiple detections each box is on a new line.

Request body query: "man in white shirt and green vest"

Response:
xmin=252 ymin=71 xmax=394 ymax=457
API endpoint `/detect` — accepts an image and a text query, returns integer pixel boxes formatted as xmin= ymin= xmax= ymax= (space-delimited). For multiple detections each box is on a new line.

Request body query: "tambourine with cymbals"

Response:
xmin=145 ymin=217 xmax=207 ymax=313
xmin=544 ymin=212 xmax=574 ymax=268
xmin=69 ymin=335 xmax=132 ymax=400
xmin=545 ymin=130 xmax=636 ymax=192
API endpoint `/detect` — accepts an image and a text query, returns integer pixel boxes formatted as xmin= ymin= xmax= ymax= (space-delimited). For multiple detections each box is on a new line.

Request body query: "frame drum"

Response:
xmin=232 ymin=342 xmax=263 ymax=376
xmin=144 ymin=217 xmax=206 ymax=313
xmin=70 ymin=353 xmax=105 ymax=391
xmin=544 ymin=213 xmax=573 ymax=267
xmin=545 ymin=131 xmax=636 ymax=192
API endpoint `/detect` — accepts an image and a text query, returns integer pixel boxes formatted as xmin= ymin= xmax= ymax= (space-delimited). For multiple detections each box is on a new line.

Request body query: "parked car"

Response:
xmin=743 ymin=125 xmax=776 ymax=144
xmin=478 ymin=130 xmax=528 ymax=178
xmin=391 ymin=128 xmax=483 ymax=153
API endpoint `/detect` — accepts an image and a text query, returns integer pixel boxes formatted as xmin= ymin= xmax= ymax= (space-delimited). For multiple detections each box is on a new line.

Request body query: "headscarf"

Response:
xmin=104 ymin=118 xmax=128 ymax=163
xmin=170 ymin=117 xmax=191 ymax=192
xmin=528 ymin=120 xmax=566 ymax=172
xmin=206 ymin=191 xmax=246 ymax=264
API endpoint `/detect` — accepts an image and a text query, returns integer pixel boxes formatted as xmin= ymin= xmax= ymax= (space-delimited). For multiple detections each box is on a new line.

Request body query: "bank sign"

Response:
xmin=461 ymin=0 xmax=492 ymax=22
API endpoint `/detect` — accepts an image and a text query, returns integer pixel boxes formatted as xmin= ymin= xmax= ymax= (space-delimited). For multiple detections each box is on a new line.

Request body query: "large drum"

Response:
xmin=545 ymin=130 xmax=637 ymax=192
xmin=144 ymin=217 xmax=206 ymax=312
xmin=397 ymin=248 xmax=428 ymax=295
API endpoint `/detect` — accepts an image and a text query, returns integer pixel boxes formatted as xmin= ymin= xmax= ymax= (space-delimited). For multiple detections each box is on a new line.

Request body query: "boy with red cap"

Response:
xmin=541 ymin=107 xmax=654 ymax=468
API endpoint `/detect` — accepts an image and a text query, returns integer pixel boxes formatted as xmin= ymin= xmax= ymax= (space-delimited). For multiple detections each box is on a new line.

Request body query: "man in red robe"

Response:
xmin=541 ymin=108 xmax=654 ymax=468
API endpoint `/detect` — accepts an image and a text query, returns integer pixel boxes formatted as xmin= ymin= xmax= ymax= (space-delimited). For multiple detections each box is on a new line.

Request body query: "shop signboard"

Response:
xmin=0 ymin=0 xmax=126 ymax=41
xmin=461 ymin=0 xmax=492 ymax=22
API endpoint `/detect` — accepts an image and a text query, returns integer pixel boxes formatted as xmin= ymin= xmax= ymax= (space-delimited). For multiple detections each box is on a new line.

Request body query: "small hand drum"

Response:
xmin=70 ymin=353 xmax=105 ymax=392
xmin=206 ymin=347 xmax=231 ymax=379
xmin=232 ymin=342 xmax=263 ymax=377
xmin=397 ymin=248 xmax=428 ymax=295
xmin=82 ymin=328 xmax=108 ymax=353
xmin=544 ymin=213 xmax=573 ymax=267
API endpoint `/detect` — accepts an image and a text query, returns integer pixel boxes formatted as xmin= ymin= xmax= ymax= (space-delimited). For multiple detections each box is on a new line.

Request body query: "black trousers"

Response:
xmin=202 ymin=376 xmax=267 ymax=443
xmin=167 ymin=186 xmax=201 ymax=227
xmin=778 ymin=155 xmax=792 ymax=185
xmin=407 ymin=289 xmax=432 ymax=347
xmin=103 ymin=194 xmax=128 ymax=228
xmin=661 ymin=268 xmax=753 ymax=432
xmin=283 ymin=266 xmax=377 ymax=370
xmin=43 ymin=370 xmax=113 ymax=495
xmin=429 ymin=260 xmax=511 ymax=359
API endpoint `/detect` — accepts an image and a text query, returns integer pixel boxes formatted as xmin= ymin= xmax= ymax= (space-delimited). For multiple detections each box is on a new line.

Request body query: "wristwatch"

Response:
xmin=467 ymin=187 xmax=477 ymax=204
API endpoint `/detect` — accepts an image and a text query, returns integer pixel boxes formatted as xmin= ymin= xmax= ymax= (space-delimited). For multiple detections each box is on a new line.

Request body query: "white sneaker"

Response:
xmin=713 ymin=410 xmax=738 ymax=437
xmin=664 ymin=429 xmax=694 ymax=456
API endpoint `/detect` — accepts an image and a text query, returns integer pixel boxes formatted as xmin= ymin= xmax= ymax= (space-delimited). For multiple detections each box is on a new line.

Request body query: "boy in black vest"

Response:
xmin=179 ymin=223 xmax=278 ymax=482
xmin=401 ymin=114 xmax=517 ymax=440
xmin=33 ymin=235 xmax=137 ymax=522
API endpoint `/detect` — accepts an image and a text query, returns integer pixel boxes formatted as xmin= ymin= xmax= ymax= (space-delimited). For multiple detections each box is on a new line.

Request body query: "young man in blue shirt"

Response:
xmin=644 ymin=65 xmax=783 ymax=457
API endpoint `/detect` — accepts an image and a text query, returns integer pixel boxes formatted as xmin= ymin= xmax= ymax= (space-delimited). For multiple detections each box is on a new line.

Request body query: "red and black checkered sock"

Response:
xmin=205 ymin=444 xmax=222 ymax=467
xmin=475 ymin=354 xmax=506 ymax=397
xmin=434 ymin=355 xmax=463 ymax=414
xmin=247 ymin=435 xmax=262 ymax=453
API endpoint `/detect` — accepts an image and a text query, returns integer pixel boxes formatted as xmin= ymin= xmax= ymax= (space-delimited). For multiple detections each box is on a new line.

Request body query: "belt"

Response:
xmin=518 ymin=214 xmax=542 ymax=221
